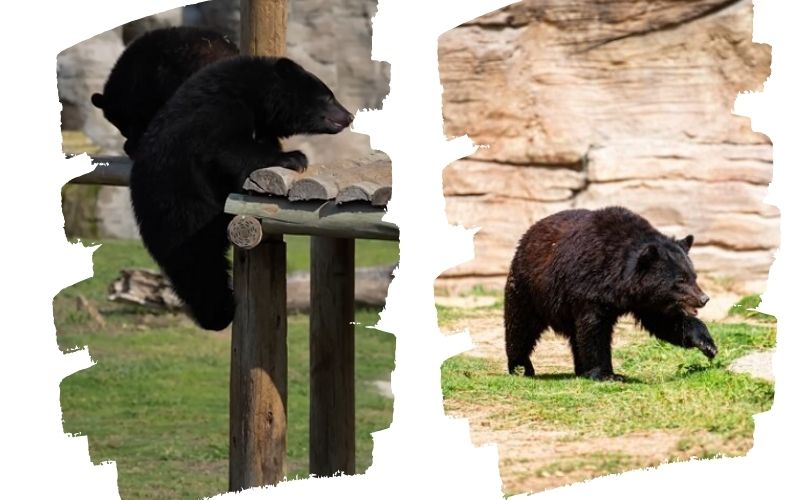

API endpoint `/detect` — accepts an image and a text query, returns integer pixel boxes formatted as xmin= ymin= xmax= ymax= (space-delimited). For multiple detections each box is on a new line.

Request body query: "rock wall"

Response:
xmin=283 ymin=0 xmax=389 ymax=164
xmin=58 ymin=0 xmax=388 ymax=239
xmin=438 ymin=0 xmax=775 ymax=293
xmin=58 ymin=29 xmax=126 ymax=153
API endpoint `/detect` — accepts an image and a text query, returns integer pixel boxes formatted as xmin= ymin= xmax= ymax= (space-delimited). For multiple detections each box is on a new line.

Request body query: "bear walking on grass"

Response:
xmin=130 ymin=56 xmax=353 ymax=331
xmin=91 ymin=27 xmax=239 ymax=158
xmin=504 ymin=207 xmax=717 ymax=380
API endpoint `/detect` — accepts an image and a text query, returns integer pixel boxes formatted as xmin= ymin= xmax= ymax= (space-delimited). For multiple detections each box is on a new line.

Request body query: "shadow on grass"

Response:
xmin=514 ymin=373 xmax=646 ymax=384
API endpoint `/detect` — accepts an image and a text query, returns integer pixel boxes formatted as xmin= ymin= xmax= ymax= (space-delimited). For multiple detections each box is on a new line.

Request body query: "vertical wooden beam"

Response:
xmin=309 ymin=237 xmax=356 ymax=476
xmin=241 ymin=0 xmax=289 ymax=56
xmin=229 ymin=235 xmax=288 ymax=490
xmin=229 ymin=0 xmax=290 ymax=492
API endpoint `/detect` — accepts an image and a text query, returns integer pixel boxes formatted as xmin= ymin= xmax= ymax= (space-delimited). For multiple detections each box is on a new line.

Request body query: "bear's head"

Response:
xmin=633 ymin=235 xmax=710 ymax=317
xmin=270 ymin=58 xmax=354 ymax=137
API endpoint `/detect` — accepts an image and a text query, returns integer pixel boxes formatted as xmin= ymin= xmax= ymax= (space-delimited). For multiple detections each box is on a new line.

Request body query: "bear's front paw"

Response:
xmin=682 ymin=317 xmax=718 ymax=359
xmin=278 ymin=151 xmax=308 ymax=172
xmin=696 ymin=341 xmax=717 ymax=359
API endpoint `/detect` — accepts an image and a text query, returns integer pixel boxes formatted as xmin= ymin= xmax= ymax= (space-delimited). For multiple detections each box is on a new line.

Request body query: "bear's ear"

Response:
xmin=275 ymin=57 xmax=302 ymax=77
xmin=90 ymin=93 xmax=104 ymax=109
xmin=636 ymin=244 xmax=659 ymax=270
xmin=678 ymin=235 xmax=694 ymax=252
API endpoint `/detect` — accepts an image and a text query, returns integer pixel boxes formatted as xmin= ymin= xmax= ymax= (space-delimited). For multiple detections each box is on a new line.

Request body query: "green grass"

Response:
xmin=56 ymin=237 xmax=397 ymax=499
xmin=442 ymin=322 xmax=775 ymax=439
xmin=436 ymin=304 xmax=467 ymax=326
xmin=435 ymin=298 xmax=502 ymax=327
xmin=535 ymin=452 xmax=634 ymax=478
xmin=728 ymin=294 xmax=775 ymax=322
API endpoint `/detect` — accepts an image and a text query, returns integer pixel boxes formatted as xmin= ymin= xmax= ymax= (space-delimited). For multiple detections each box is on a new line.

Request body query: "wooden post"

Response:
xmin=309 ymin=237 xmax=356 ymax=476
xmin=241 ymin=0 xmax=289 ymax=56
xmin=230 ymin=1 xmax=289 ymax=490
xmin=229 ymin=235 xmax=288 ymax=489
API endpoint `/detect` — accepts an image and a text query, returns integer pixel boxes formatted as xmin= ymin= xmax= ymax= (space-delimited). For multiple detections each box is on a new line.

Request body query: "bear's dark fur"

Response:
xmin=91 ymin=27 xmax=239 ymax=158
xmin=504 ymin=207 xmax=716 ymax=380
xmin=130 ymin=56 xmax=353 ymax=330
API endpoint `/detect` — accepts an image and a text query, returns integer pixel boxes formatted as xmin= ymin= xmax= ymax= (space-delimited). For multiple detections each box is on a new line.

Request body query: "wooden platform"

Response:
xmin=225 ymin=151 xmax=396 ymax=242
xmin=224 ymin=151 xmax=395 ymax=486
xmin=242 ymin=151 xmax=392 ymax=207
xmin=69 ymin=151 xmax=392 ymax=209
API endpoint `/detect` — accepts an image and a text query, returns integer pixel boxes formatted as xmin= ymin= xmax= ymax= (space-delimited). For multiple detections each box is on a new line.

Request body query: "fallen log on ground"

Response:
xmin=108 ymin=264 xmax=396 ymax=314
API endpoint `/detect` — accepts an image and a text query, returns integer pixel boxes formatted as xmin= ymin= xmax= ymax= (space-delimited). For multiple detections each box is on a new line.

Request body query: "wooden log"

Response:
xmin=241 ymin=0 xmax=288 ymax=56
xmin=335 ymin=181 xmax=381 ymax=204
xmin=68 ymin=156 xmax=131 ymax=186
xmin=244 ymin=167 xmax=301 ymax=196
xmin=225 ymin=194 xmax=399 ymax=241
xmin=107 ymin=268 xmax=183 ymax=310
xmin=243 ymin=153 xmax=393 ymax=205
xmin=76 ymin=294 xmax=106 ymax=328
xmin=229 ymin=236 xmax=288 ymax=490
xmin=227 ymin=215 xmax=264 ymax=249
xmin=288 ymin=175 xmax=340 ymax=201
xmin=311 ymin=153 xmax=392 ymax=195
xmin=229 ymin=0 xmax=289 ymax=492
xmin=287 ymin=264 xmax=395 ymax=313
xmin=309 ymin=237 xmax=355 ymax=476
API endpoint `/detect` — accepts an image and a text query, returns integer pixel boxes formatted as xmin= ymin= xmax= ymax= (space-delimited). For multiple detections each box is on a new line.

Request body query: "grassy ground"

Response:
xmin=442 ymin=323 xmax=774 ymax=437
xmin=56 ymin=237 xmax=397 ymax=499
xmin=728 ymin=294 xmax=774 ymax=322
xmin=438 ymin=295 xmax=775 ymax=494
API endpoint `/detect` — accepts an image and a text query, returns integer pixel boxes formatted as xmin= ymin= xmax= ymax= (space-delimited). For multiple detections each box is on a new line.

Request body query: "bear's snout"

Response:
xmin=322 ymin=101 xmax=354 ymax=133
xmin=682 ymin=287 xmax=709 ymax=316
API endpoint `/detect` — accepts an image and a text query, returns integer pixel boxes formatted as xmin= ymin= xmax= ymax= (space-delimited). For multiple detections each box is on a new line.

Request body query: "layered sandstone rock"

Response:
xmin=439 ymin=0 xmax=774 ymax=293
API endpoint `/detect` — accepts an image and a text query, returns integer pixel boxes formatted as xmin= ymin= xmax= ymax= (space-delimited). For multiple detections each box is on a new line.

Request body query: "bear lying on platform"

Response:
xmin=504 ymin=206 xmax=717 ymax=381
xmin=130 ymin=57 xmax=353 ymax=331
xmin=91 ymin=27 xmax=239 ymax=158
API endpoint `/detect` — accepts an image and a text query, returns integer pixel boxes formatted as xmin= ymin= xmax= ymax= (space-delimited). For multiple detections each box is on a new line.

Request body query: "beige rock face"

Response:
xmin=438 ymin=0 xmax=775 ymax=293
xmin=283 ymin=0 xmax=390 ymax=164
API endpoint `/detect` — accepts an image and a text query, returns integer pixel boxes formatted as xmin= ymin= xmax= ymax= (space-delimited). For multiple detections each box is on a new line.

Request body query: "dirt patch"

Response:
xmin=729 ymin=349 xmax=774 ymax=381
xmin=435 ymin=295 xmax=498 ymax=309
xmin=446 ymin=400 xmax=751 ymax=495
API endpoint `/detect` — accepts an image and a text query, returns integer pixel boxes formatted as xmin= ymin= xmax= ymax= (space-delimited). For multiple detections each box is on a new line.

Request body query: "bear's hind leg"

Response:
xmin=504 ymin=275 xmax=545 ymax=377
xmin=160 ymin=216 xmax=236 ymax=331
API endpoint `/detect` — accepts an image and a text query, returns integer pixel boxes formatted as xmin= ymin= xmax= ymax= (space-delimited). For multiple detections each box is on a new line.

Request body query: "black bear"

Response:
xmin=91 ymin=26 xmax=239 ymax=158
xmin=130 ymin=56 xmax=353 ymax=331
xmin=504 ymin=207 xmax=717 ymax=380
